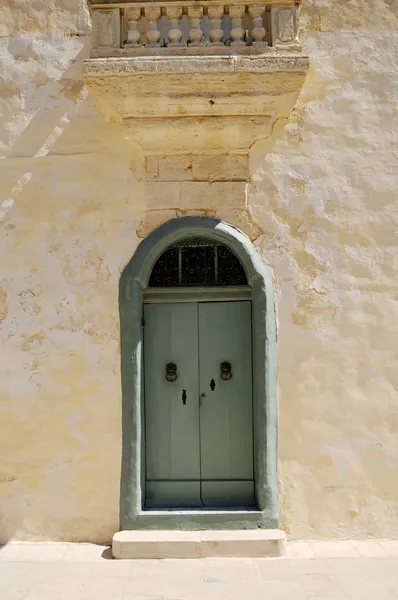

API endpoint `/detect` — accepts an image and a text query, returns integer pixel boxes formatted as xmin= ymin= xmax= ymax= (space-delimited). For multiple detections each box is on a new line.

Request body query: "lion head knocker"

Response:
xmin=165 ymin=362 xmax=178 ymax=382
xmin=220 ymin=361 xmax=232 ymax=381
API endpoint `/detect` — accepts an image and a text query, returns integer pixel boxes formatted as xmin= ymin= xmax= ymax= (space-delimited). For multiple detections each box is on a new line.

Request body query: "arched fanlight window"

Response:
xmin=148 ymin=238 xmax=248 ymax=287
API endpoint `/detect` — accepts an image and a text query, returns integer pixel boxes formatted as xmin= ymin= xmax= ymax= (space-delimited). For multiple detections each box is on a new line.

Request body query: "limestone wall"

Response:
xmin=0 ymin=0 xmax=397 ymax=541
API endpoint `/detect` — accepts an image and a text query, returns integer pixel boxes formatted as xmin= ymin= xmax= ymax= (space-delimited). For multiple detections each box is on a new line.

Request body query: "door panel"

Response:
xmin=145 ymin=482 xmax=201 ymax=509
xmin=200 ymin=481 xmax=255 ymax=508
xmin=198 ymin=301 xmax=254 ymax=507
xmin=144 ymin=303 xmax=201 ymax=508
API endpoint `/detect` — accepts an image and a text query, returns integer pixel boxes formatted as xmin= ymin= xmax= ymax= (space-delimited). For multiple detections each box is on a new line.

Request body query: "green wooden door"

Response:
xmin=144 ymin=301 xmax=254 ymax=509
xmin=144 ymin=303 xmax=201 ymax=508
xmin=198 ymin=301 xmax=254 ymax=507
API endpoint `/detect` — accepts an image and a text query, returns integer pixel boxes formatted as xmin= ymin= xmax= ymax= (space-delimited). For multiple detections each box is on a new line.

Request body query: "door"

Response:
xmin=144 ymin=301 xmax=254 ymax=509
xmin=144 ymin=303 xmax=201 ymax=508
xmin=199 ymin=302 xmax=254 ymax=507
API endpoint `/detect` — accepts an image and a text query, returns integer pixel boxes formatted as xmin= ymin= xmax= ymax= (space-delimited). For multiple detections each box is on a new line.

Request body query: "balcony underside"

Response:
xmin=84 ymin=52 xmax=308 ymax=153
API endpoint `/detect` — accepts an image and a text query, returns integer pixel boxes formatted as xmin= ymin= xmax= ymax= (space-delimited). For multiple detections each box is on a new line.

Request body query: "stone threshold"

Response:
xmin=112 ymin=529 xmax=286 ymax=559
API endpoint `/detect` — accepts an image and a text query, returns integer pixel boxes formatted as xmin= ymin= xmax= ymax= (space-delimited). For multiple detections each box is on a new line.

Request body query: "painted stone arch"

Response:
xmin=119 ymin=217 xmax=279 ymax=530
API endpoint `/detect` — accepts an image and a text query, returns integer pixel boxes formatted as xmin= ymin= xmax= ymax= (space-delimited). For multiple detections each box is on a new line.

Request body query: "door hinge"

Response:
xmin=141 ymin=317 xmax=145 ymax=327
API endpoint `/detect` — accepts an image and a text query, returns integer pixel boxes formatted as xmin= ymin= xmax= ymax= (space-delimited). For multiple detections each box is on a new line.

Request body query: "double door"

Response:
xmin=144 ymin=301 xmax=254 ymax=509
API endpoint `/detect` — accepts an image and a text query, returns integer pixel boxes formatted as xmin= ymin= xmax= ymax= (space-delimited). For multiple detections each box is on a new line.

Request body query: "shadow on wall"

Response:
xmin=1 ymin=41 xmax=91 ymax=204
xmin=1 ymin=33 xmax=139 ymax=211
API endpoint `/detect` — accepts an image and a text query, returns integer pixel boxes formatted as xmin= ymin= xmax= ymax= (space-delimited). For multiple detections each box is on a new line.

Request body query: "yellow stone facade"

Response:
xmin=1 ymin=0 xmax=398 ymax=542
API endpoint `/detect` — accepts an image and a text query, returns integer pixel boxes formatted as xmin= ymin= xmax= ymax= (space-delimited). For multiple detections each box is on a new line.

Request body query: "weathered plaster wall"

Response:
xmin=0 ymin=7 xmax=145 ymax=541
xmin=263 ymin=2 xmax=398 ymax=539
xmin=0 ymin=0 xmax=397 ymax=541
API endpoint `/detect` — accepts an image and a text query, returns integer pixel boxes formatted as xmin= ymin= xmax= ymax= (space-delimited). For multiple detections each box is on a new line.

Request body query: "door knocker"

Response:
xmin=165 ymin=362 xmax=177 ymax=382
xmin=220 ymin=361 xmax=232 ymax=381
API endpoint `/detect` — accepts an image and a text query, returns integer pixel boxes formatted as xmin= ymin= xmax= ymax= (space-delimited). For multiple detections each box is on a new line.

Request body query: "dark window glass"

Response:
xmin=148 ymin=238 xmax=247 ymax=287
xmin=148 ymin=246 xmax=180 ymax=287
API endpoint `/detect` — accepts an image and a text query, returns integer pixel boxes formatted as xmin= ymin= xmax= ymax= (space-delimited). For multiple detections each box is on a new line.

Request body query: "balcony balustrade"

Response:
xmin=90 ymin=1 xmax=301 ymax=57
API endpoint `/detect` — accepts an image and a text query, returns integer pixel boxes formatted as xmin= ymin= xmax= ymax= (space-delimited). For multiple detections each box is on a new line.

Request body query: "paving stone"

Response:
xmin=339 ymin=578 xmax=398 ymax=600
xmin=352 ymin=540 xmax=388 ymax=557
xmin=63 ymin=543 xmax=110 ymax=562
xmin=1 ymin=542 xmax=398 ymax=600
xmin=298 ymin=571 xmax=345 ymax=598
xmin=202 ymin=557 xmax=260 ymax=583
xmin=128 ymin=557 xmax=204 ymax=583
xmin=287 ymin=541 xmax=316 ymax=559
xmin=3 ymin=542 xmax=69 ymax=562
xmin=310 ymin=541 xmax=360 ymax=558
xmin=379 ymin=541 xmax=398 ymax=556
xmin=255 ymin=556 xmax=296 ymax=581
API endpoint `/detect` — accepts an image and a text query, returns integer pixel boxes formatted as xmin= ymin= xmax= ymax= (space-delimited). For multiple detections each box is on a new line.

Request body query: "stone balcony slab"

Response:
xmin=84 ymin=53 xmax=308 ymax=153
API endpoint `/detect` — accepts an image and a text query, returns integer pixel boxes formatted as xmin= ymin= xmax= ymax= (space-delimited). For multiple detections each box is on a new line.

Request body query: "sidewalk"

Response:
xmin=1 ymin=540 xmax=398 ymax=599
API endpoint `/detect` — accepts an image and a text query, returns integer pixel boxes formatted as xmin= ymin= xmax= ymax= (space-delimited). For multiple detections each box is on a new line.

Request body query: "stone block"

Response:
xmin=136 ymin=209 xmax=178 ymax=238
xmin=145 ymin=157 xmax=158 ymax=180
xmin=92 ymin=8 xmax=121 ymax=49
xmin=176 ymin=209 xmax=216 ymax=218
xmin=210 ymin=182 xmax=247 ymax=208
xmin=130 ymin=155 xmax=146 ymax=182
xmin=271 ymin=5 xmax=298 ymax=45
xmin=158 ymin=156 xmax=193 ymax=181
xmin=192 ymin=155 xmax=249 ymax=182
xmin=147 ymin=181 xmax=179 ymax=209
xmin=215 ymin=208 xmax=262 ymax=240
xmin=112 ymin=530 xmax=200 ymax=559
xmin=180 ymin=182 xmax=247 ymax=210
xmin=180 ymin=182 xmax=212 ymax=209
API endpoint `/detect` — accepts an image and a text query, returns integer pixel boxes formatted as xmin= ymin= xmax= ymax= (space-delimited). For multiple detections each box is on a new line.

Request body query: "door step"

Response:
xmin=112 ymin=529 xmax=286 ymax=559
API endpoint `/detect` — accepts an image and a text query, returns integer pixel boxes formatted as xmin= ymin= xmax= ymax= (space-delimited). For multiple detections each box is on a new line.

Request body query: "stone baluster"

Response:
xmin=145 ymin=7 xmax=161 ymax=47
xmin=248 ymin=6 xmax=267 ymax=45
xmin=187 ymin=6 xmax=204 ymax=46
xmin=208 ymin=5 xmax=225 ymax=46
xmin=166 ymin=6 xmax=183 ymax=46
xmin=229 ymin=5 xmax=246 ymax=46
xmin=125 ymin=7 xmax=141 ymax=47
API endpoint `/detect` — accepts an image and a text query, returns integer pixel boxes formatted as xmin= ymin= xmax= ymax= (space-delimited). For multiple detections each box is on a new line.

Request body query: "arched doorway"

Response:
xmin=119 ymin=218 xmax=278 ymax=530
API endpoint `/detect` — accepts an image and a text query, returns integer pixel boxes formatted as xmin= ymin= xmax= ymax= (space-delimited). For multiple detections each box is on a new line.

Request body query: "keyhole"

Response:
xmin=182 ymin=389 xmax=187 ymax=405
xmin=210 ymin=379 xmax=216 ymax=391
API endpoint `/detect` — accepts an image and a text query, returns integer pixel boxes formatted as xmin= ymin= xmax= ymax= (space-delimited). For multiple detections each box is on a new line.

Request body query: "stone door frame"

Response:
xmin=119 ymin=217 xmax=279 ymax=530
